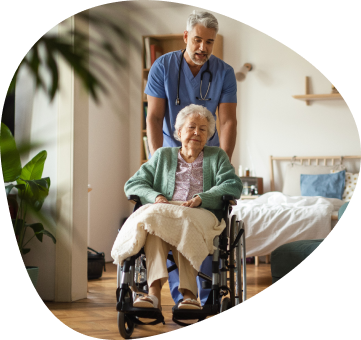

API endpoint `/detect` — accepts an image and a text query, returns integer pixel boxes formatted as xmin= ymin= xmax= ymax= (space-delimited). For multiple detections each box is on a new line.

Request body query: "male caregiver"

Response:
xmin=144 ymin=10 xmax=238 ymax=306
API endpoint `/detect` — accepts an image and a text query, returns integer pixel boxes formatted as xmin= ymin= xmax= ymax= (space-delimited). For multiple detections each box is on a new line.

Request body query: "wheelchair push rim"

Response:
xmin=235 ymin=220 xmax=246 ymax=304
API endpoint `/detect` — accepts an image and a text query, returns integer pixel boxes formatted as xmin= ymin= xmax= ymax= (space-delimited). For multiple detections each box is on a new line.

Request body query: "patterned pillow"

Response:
xmin=331 ymin=170 xmax=359 ymax=201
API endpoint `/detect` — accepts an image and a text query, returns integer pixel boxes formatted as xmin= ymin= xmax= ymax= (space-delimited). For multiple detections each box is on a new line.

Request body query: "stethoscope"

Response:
xmin=175 ymin=49 xmax=213 ymax=105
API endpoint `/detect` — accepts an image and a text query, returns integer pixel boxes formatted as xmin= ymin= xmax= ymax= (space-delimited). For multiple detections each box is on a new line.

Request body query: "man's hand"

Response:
xmin=218 ymin=102 xmax=237 ymax=161
xmin=147 ymin=95 xmax=166 ymax=155
xmin=155 ymin=195 xmax=169 ymax=204
xmin=181 ymin=196 xmax=202 ymax=208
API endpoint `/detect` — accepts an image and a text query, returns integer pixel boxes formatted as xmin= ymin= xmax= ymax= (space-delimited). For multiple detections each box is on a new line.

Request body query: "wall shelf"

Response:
xmin=293 ymin=93 xmax=343 ymax=101
xmin=293 ymin=76 xmax=343 ymax=105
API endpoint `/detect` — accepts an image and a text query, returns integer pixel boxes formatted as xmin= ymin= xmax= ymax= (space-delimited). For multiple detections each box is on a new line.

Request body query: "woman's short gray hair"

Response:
xmin=186 ymin=11 xmax=219 ymax=34
xmin=174 ymin=104 xmax=216 ymax=141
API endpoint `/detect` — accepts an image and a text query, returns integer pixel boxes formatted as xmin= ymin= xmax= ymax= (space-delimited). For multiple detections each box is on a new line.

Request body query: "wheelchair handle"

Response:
xmin=222 ymin=195 xmax=237 ymax=206
xmin=128 ymin=195 xmax=141 ymax=204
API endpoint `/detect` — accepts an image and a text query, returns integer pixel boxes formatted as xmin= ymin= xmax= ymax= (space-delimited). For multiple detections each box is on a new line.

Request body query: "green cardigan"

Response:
xmin=124 ymin=146 xmax=243 ymax=219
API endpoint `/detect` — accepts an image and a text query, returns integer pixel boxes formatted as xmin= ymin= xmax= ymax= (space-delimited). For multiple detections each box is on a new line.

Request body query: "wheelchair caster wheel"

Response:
xmin=220 ymin=297 xmax=232 ymax=312
xmin=118 ymin=312 xmax=135 ymax=339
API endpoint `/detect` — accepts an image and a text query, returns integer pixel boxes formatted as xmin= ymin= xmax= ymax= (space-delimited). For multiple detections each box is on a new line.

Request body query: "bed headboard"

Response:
xmin=269 ymin=155 xmax=361 ymax=192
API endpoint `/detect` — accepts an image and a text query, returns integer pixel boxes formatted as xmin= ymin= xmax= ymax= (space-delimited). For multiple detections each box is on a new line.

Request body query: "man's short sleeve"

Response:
xmin=219 ymin=67 xmax=237 ymax=103
xmin=144 ymin=58 xmax=166 ymax=99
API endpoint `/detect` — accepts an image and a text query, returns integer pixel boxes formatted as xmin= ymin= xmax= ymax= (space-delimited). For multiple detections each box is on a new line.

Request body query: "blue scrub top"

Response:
xmin=145 ymin=50 xmax=237 ymax=147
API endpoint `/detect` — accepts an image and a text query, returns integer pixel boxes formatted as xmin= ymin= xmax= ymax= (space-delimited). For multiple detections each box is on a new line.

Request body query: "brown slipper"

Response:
xmin=178 ymin=298 xmax=202 ymax=310
xmin=133 ymin=295 xmax=158 ymax=308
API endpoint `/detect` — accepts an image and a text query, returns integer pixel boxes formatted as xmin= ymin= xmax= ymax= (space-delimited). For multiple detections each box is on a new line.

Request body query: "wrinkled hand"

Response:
xmin=181 ymin=196 xmax=202 ymax=208
xmin=155 ymin=195 xmax=169 ymax=204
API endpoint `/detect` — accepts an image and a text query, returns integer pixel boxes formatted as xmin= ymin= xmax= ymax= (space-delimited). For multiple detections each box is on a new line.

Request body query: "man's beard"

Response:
xmin=188 ymin=49 xmax=210 ymax=65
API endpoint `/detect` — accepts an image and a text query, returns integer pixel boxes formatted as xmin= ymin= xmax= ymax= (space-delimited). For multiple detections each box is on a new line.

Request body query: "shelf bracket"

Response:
xmin=305 ymin=76 xmax=310 ymax=106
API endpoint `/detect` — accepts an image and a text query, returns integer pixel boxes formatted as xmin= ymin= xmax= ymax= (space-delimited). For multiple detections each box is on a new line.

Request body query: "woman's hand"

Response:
xmin=181 ymin=196 xmax=202 ymax=208
xmin=155 ymin=195 xmax=169 ymax=204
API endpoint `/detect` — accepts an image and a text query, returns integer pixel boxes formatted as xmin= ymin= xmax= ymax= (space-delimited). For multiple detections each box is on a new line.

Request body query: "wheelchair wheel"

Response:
xmin=228 ymin=215 xmax=237 ymax=307
xmin=235 ymin=250 xmax=242 ymax=304
xmin=118 ymin=311 xmax=135 ymax=339
xmin=220 ymin=297 xmax=232 ymax=312
xmin=235 ymin=221 xmax=245 ymax=304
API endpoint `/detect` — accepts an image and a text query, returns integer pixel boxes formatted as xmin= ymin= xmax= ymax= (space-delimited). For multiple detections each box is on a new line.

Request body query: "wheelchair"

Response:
xmin=116 ymin=195 xmax=246 ymax=339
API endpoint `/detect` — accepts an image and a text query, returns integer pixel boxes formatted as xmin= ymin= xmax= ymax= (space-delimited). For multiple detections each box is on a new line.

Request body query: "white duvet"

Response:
xmin=231 ymin=192 xmax=345 ymax=257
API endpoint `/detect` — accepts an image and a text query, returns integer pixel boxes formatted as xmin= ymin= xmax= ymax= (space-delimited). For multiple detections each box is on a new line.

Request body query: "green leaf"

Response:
xmin=24 ymin=178 xmax=50 ymax=211
xmin=38 ymin=229 xmax=56 ymax=244
xmin=0 ymin=123 xmax=22 ymax=182
xmin=27 ymin=223 xmax=44 ymax=242
xmin=26 ymin=223 xmax=56 ymax=244
xmin=5 ymin=183 xmax=25 ymax=196
xmin=22 ymin=248 xmax=30 ymax=255
xmin=20 ymin=150 xmax=47 ymax=181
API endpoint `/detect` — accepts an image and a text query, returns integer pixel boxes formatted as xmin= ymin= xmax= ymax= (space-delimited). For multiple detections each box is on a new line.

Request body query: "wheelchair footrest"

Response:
xmin=172 ymin=304 xmax=218 ymax=320
xmin=117 ymin=300 xmax=164 ymax=322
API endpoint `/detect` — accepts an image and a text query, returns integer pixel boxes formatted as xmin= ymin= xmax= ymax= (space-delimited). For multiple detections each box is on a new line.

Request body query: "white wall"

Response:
xmin=87 ymin=5 xmax=131 ymax=262
xmin=234 ymin=24 xmax=361 ymax=191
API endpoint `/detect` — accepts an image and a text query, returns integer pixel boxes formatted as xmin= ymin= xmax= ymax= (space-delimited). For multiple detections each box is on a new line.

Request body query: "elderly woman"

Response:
xmin=124 ymin=104 xmax=242 ymax=310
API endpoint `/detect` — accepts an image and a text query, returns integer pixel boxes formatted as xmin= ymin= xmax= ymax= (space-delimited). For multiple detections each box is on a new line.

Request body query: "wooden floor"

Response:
xmin=45 ymin=262 xmax=272 ymax=339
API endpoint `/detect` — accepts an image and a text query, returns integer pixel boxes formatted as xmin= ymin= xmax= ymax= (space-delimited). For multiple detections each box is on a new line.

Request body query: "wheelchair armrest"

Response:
xmin=222 ymin=195 xmax=237 ymax=206
xmin=127 ymin=195 xmax=141 ymax=205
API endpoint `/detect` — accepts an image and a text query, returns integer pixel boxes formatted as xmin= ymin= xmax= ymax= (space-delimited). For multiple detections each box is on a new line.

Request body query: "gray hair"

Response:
xmin=174 ymin=104 xmax=216 ymax=141
xmin=186 ymin=11 xmax=219 ymax=34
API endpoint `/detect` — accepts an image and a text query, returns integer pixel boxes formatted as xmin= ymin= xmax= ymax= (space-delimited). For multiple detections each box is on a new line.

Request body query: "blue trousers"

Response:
xmin=167 ymin=255 xmax=212 ymax=305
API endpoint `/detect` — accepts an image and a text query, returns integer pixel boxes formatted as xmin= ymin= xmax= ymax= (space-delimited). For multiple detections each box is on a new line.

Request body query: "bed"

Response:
xmin=231 ymin=155 xmax=361 ymax=265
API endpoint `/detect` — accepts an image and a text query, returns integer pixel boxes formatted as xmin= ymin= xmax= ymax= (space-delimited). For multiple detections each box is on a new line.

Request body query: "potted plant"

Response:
xmin=1 ymin=122 xmax=56 ymax=287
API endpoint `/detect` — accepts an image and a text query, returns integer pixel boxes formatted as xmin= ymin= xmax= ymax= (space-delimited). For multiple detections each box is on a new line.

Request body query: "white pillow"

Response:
xmin=330 ymin=170 xmax=359 ymax=201
xmin=282 ymin=163 xmax=346 ymax=196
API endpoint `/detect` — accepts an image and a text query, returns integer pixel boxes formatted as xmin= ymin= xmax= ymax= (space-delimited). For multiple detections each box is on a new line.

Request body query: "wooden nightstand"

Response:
xmin=239 ymin=176 xmax=263 ymax=196
xmin=239 ymin=178 xmax=268 ymax=266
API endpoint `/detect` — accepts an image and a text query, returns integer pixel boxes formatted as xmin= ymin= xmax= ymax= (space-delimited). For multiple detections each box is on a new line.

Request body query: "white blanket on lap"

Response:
xmin=231 ymin=192 xmax=344 ymax=257
xmin=111 ymin=202 xmax=226 ymax=271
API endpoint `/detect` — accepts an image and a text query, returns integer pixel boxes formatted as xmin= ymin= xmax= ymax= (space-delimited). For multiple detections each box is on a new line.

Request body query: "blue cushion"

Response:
xmin=300 ymin=170 xmax=345 ymax=199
